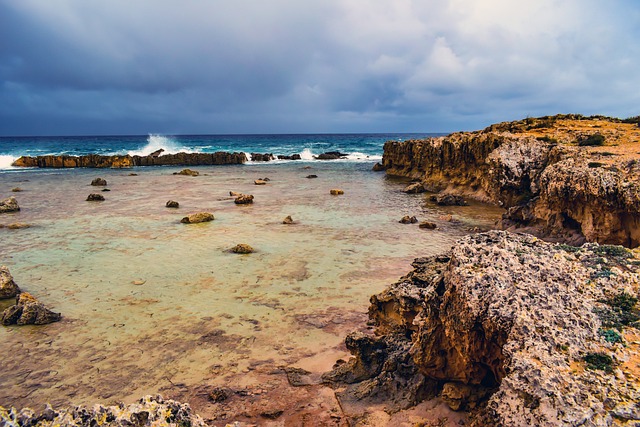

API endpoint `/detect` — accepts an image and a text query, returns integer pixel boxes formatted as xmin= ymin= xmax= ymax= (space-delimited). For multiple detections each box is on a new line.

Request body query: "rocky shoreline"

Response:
xmin=377 ymin=115 xmax=640 ymax=248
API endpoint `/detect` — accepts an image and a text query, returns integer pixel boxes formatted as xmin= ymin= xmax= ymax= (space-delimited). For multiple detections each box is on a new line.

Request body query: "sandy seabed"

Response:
xmin=0 ymin=162 xmax=502 ymax=426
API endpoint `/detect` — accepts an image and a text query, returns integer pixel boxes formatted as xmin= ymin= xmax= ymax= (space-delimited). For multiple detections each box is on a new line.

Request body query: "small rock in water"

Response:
xmin=330 ymin=189 xmax=344 ymax=195
xmin=254 ymin=179 xmax=267 ymax=185
xmin=91 ymin=177 xmax=107 ymax=186
xmin=173 ymin=169 xmax=199 ymax=176
xmin=306 ymin=174 xmax=318 ymax=179
xmin=181 ymin=212 xmax=215 ymax=224
xmin=229 ymin=191 xmax=242 ymax=197
xmin=234 ymin=194 xmax=254 ymax=205
xmin=166 ymin=200 xmax=180 ymax=208
xmin=1 ymin=292 xmax=61 ymax=326
xmin=132 ymin=280 xmax=146 ymax=286
xmin=430 ymin=193 xmax=468 ymax=206
xmin=230 ymin=244 xmax=254 ymax=254
xmin=283 ymin=215 xmax=294 ymax=224
xmin=0 ymin=266 xmax=20 ymax=299
xmin=101 ymin=188 xmax=110 ymax=192
xmin=399 ymin=215 xmax=418 ymax=224
xmin=403 ymin=182 xmax=425 ymax=194
xmin=86 ymin=193 xmax=105 ymax=201
xmin=419 ymin=221 xmax=437 ymax=229
xmin=7 ymin=223 xmax=30 ymax=229
xmin=11 ymin=187 xmax=22 ymax=192
xmin=0 ymin=197 xmax=20 ymax=213
xmin=129 ymin=173 xmax=138 ymax=176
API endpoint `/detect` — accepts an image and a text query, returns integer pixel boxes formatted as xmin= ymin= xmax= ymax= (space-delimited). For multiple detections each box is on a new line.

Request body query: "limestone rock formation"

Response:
xmin=86 ymin=194 xmax=105 ymax=202
xmin=230 ymin=244 xmax=254 ymax=254
xmin=90 ymin=177 xmax=107 ymax=186
xmin=0 ymin=197 xmax=20 ymax=213
xmin=0 ymin=266 xmax=20 ymax=299
xmin=2 ymin=292 xmax=61 ymax=326
xmin=180 ymin=212 xmax=214 ymax=224
xmin=0 ymin=395 xmax=206 ymax=427
xmin=326 ymin=231 xmax=640 ymax=426
xmin=12 ymin=152 xmax=247 ymax=168
xmin=381 ymin=115 xmax=640 ymax=247
xmin=165 ymin=200 xmax=179 ymax=208
xmin=173 ymin=168 xmax=199 ymax=176
xmin=234 ymin=194 xmax=254 ymax=204
xmin=330 ymin=189 xmax=344 ymax=195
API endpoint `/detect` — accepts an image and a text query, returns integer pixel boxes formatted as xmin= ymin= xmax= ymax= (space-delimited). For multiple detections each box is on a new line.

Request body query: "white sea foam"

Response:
xmin=346 ymin=152 xmax=382 ymax=161
xmin=0 ymin=155 xmax=18 ymax=169
xmin=127 ymin=135 xmax=193 ymax=157
xmin=299 ymin=148 xmax=315 ymax=160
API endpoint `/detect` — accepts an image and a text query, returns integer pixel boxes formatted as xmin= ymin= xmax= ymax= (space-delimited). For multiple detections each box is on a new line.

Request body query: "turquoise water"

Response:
xmin=0 ymin=161 xmax=503 ymax=416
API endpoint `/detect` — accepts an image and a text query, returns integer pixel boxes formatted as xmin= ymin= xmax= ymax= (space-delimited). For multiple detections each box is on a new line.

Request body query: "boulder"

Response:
xmin=0 ymin=197 xmax=20 ymax=213
xmin=399 ymin=215 xmax=418 ymax=224
xmin=1 ymin=292 xmax=61 ymax=326
xmin=173 ymin=168 xmax=199 ymax=176
xmin=430 ymin=193 xmax=468 ymax=206
xmin=418 ymin=221 xmax=437 ymax=229
xmin=90 ymin=177 xmax=107 ymax=186
xmin=230 ymin=244 xmax=254 ymax=254
xmin=282 ymin=215 xmax=294 ymax=224
xmin=403 ymin=182 xmax=426 ymax=194
xmin=330 ymin=189 xmax=344 ymax=195
xmin=166 ymin=200 xmax=180 ymax=208
xmin=180 ymin=212 xmax=215 ymax=224
xmin=254 ymin=179 xmax=267 ymax=185
xmin=234 ymin=194 xmax=254 ymax=205
xmin=86 ymin=194 xmax=105 ymax=202
xmin=0 ymin=266 xmax=20 ymax=299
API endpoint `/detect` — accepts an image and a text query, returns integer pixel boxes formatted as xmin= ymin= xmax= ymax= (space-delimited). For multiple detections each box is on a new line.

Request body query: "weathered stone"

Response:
xmin=277 ymin=154 xmax=301 ymax=160
xmin=254 ymin=179 xmax=267 ymax=185
xmin=399 ymin=215 xmax=418 ymax=224
xmin=86 ymin=194 xmax=105 ymax=201
xmin=403 ymin=182 xmax=425 ymax=194
xmin=11 ymin=187 xmax=22 ymax=192
xmin=372 ymin=162 xmax=386 ymax=172
xmin=180 ymin=212 xmax=214 ymax=224
xmin=234 ymin=194 xmax=254 ymax=205
xmin=231 ymin=244 xmax=254 ymax=254
xmin=251 ymin=153 xmax=275 ymax=161
xmin=316 ymin=151 xmax=348 ymax=160
xmin=0 ymin=197 xmax=20 ymax=213
xmin=330 ymin=189 xmax=344 ymax=195
xmin=282 ymin=215 xmax=294 ymax=224
xmin=165 ymin=200 xmax=179 ymax=208
xmin=418 ymin=221 xmax=436 ymax=229
xmin=173 ymin=168 xmax=199 ymax=176
xmin=0 ymin=266 xmax=20 ymax=299
xmin=90 ymin=177 xmax=107 ymax=186
xmin=2 ymin=292 xmax=61 ymax=326
xmin=430 ymin=193 xmax=468 ymax=206
xmin=13 ymin=152 xmax=247 ymax=168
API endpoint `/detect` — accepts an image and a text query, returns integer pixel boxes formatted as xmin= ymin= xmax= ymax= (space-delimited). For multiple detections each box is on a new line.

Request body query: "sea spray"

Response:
xmin=127 ymin=134 xmax=194 ymax=157
xmin=0 ymin=155 xmax=18 ymax=170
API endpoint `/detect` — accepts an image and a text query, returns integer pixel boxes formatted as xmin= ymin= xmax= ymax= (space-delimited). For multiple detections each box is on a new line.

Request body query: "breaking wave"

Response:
xmin=127 ymin=135 xmax=193 ymax=157
xmin=0 ymin=155 xmax=18 ymax=169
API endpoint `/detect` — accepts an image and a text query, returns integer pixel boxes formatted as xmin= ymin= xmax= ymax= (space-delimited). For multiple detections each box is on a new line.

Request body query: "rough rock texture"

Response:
xmin=86 ymin=194 xmax=104 ymax=202
xmin=418 ymin=221 xmax=436 ymax=229
xmin=404 ymin=182 xmax=426 ymax=194
xmin=0 ymin=266 xmax=20 ymax=299
xmin=180 ymin=212 xmax=214 ymax=224
xmin=234 ymin=194 xmax=254 ymax=205
xmin=316 ymin=151 xmax=348 ymax=160
xmin=0 ymin=395 xmax=206 ymax=427
xmin=251 ymin=153 xmax=275 ymax=161
xmin=382 ymin=115 xmax=640 ymax=247
xmin=431 ymin=193 xmax=468 ymax=206
xmin=90 ymin=177 xmax=107 ymax=186
xmin=400 ymin=215 xmax=418 ymax=224
xmin=283 ymin=215 xmax=294 ymax=224
xmin=326 ymin=231 xmax=640 ymax=426
xmin=231 ymin=244 xmax=254 ymax=254
xmin=2 ymin=292 xmax=61 ymax=326
xmin=0 ymin=197 xmax=20 ymax=213
xmin=330 ymin=189 xmax=344 ymax=195
xmin=173 ymin=168 xmax=199 ymax=176
xmin=12 ymin=152 xmax=247 ymax=168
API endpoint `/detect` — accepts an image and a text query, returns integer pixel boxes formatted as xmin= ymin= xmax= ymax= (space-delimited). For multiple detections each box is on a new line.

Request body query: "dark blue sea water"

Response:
xmin=0 ymin=133 xmax=437 ymax=169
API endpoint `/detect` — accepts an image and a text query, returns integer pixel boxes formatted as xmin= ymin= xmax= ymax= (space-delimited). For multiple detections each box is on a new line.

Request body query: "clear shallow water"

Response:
xmin=0 ymin=161 xmax=503 ymax=413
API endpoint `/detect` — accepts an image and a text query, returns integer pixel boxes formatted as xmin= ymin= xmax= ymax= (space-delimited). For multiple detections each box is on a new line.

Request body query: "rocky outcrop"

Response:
xmin=251 ymin=153 xmax=275 ymax=161
xmin=12 ymin=152 xmax=247 ymax=168
xmin=326 ymin=231 xmax=640 ymax=426
xmin=382 ymin=115 xmax=640 ymax=247
xmin=180 ymin=212 xmax=214 ymax=224
xmin=90 ymin=177 xmax=107 ymax=186
xmin=0 ymin=266 xmax=20 ymax=299
xmin=0 ymin=197 xmax=20 ymax=213
xmin=173 ymin=168 xmax=199 ymax=176
xmin=0 ymin=395 xmax=206 ymax=427
xmin=316 ymin=151 xmax=348 ymax=160
xmin=2 ymin=292 xmax=61 ymax=326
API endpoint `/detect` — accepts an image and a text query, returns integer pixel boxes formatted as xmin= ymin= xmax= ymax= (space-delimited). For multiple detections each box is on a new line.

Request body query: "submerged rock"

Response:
xmin=306 ymin=174 xmax=318 ymax=179
xmin=86 ymin=193 xmax=105 ymax=201
xmin=330 ymin=189 xmax=344 ymax=195
xmin=230 ymin=244 xmax=254 ymax=254
xmin=418 ymin=221 xmax=436 ymax=229
xmin=399 ymin=215 xmax=418 ymax=224
xmin=251 ymin=153 xmax=275 ymax=161
xmin=173 ymin=168 xmax=199 ymax=176
xmin=2 ymin=292 xmax=61 ymax=326
xmin=90 ymin=177 xmax=107 ymax=186
xmin=430 ymin=193 xmax=468 ymax=206
xmin=234 ymin=194 xmax=254 ymax=205
xmin=0 ymin=395 xmax=206 ymax=427
xmin=11 ymin=187 xmax=22 ymax=192
xmin=326 ymin=231 xmax=640 ymax=426
xmin=403 ymin=182 xmax=426 ymax=194
xmin=165 ymin=200 xmax=179 ymax=208
xmin=254 ymin=179 xmax=267 ymax=185
xmin=0 ymin=197 xmax=20 ymax=213
xmin=180 ymin=212 xmax=214 ymax=224
xmin=0 ymin=266 xmax=20 ymax=299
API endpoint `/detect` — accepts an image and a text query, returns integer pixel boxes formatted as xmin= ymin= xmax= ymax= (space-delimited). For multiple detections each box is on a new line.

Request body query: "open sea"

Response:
xmin=0 ymin=133 xmax=503 ymax=424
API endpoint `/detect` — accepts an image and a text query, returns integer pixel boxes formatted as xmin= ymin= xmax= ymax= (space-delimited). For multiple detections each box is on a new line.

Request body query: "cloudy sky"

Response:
xmin=1 ymin=1 xmax=639 ymax=135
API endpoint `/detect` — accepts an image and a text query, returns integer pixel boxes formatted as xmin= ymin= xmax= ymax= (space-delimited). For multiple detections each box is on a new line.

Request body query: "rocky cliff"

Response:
xmin=12 ymin=151 xmax=247 ymax=168
xmin=381 ymin=115 xmax=640 ymax=247
xmin=325 ymin=230 xmax=640 ymax=426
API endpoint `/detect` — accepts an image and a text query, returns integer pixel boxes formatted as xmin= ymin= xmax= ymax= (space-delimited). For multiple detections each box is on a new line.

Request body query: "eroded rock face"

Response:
xmin=0 ymin=197 xmax=20 ymax=213
xmin=0 ymin=266 xmax=20 ymax=299
xmin=327 ymin=231 xmax=640 ymax=426
xmin=382 ymin=115 xmax=640 ymax=247
xmin=2 ymin=292 xmax=61 ymax=326
xmin=0 ymin=395 xmax=206 ymax=427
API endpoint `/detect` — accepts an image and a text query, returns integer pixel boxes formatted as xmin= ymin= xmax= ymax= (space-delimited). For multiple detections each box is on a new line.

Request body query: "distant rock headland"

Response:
xmin=380 ymin=115 xmax=640 ymax=247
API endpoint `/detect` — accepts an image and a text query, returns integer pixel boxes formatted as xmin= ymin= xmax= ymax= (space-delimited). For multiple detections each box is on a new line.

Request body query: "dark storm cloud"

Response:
xmin=1 ymin=0 xmax=639 ymax=135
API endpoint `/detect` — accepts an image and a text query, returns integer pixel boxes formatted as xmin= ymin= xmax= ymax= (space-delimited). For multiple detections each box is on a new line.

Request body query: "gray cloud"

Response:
xmin=1 ymin=0 xmax=639 ymax=135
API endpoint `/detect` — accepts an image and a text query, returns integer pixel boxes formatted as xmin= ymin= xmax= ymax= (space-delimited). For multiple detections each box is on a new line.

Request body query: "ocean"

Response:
xmin=0 ymin=133 xmax=502 ymax=423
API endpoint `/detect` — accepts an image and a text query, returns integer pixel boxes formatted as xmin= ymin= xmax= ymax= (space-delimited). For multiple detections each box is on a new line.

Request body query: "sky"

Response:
xmin=1 ymin=0 xmax=639 ymax=136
